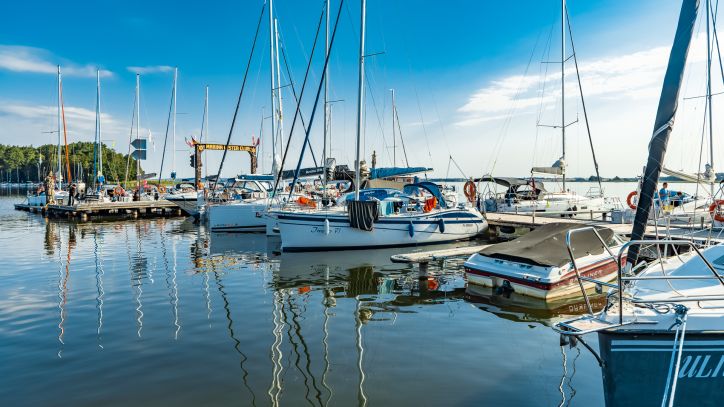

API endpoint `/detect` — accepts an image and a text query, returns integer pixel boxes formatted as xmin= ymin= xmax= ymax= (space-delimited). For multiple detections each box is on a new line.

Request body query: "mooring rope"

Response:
xmin=661 ymin=305 xmax=688 ymax=407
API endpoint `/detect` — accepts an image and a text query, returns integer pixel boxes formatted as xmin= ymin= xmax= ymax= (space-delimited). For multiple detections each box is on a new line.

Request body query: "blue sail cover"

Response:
xmin=403 ymin=182 xmax=447 ymax=208
xmin=369 ymin=167 xmax=431 ymax=180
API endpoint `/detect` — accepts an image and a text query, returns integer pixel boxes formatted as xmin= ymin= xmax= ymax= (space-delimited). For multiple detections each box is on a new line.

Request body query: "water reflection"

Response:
xmin=11 ymin=213 xmax=606 ymax=405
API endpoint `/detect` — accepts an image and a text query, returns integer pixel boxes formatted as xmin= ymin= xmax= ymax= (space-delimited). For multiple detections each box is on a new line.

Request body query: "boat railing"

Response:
xmin=556 ymin=229 xmax=724 ymax=336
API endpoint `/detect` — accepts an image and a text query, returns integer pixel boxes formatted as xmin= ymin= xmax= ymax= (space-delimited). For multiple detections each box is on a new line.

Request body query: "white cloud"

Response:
xmin=454 ymin=34 xmax=709 ymax=128
xmin=126 ymin=65 xmax=174 ymax=75
xmin=0 ymin=45 xmax=112 ymax=78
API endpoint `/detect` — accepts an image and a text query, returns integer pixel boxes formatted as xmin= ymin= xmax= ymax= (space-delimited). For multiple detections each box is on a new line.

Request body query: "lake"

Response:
xmin=0 ymin=183 xmax=665 ymax=406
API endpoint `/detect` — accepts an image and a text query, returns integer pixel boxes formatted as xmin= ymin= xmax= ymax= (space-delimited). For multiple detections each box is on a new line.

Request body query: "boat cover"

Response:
xmin=479 ymin=223 xmax=615 ymax=267
xmin=348 ymin=200 xmax=379 ymax=231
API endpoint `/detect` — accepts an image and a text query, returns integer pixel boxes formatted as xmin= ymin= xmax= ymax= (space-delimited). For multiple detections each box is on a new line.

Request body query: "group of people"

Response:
xmin=658 ymin=182 xmax=686 ymax=208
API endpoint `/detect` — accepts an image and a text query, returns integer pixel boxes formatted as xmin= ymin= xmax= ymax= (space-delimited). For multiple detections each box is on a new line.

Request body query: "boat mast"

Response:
xmin=269 ymin=0 xmax=277 ymax=177
xmin=172 ymin=67 xmax=178 ymax=179
xmin=274 ymin=18 xmax=284 ymax=155
xmin=57 ymin=65 xmax=62 ymax=188
xmin=354 ymin=0 xmax=367 ymax=200
xmin=202 ymin=85 xmax=209 ymax=178
xmin=323 ymin=0 xmax=330 ymax=187
xmin=94 ymin=68 xmax=103 ymax=189
xmin=136 ymin=74 xmax=141 ymax=189
xmin=707 ymin=0 xmax=714 ymax=194
xmin=391 ymin=88 xmax=396 ymax=167
xmin=561 ymin=0 xmax=566 ymax=191
xmin=628 ymin=0 xmax=699 ymax=266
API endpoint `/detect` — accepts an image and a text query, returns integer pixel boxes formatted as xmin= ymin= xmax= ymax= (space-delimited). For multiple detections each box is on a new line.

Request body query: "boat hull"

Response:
xmin=598 ymin=330 xmax=724 ymax=407
xmin=464 ymin=255 xmax=621 ymax=301
xmin=274 ymin=209 xmax=487 ymax=252
xmin=207 ymin=201 xmax=267 ymax=233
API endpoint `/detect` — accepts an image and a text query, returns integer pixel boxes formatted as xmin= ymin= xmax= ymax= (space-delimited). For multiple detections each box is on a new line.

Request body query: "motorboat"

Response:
xmin=164 ymin=182 xmax=201 ymax=217
xmin=207 ymin=176 xmax=276 ymax=232
xmin=464 ymin=223 xmax=624 ymax=300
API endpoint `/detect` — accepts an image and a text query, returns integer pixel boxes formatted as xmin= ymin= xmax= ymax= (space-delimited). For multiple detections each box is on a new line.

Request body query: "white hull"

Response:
xmin=165 ymin=192 xmax=201 ymax=217
xmin=207 ymin=199 xmax=269 ymax=232
xmin=273 ymin=208 xmax=487 ymax=252
xmin=496 ymin=195 xmax=612 ymax=217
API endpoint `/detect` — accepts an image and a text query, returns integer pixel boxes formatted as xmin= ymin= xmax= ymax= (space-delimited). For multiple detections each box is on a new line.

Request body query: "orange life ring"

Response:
xmin=709 ymin=200 xmax=724 ymax=222
xmin=626 ymin=191 xmax=638 ymax=210
xmin=463 ymin=181 xmax=476 ymax=203
xmin=157 ymin=185 xmax=167 ymax=194
xmin=114 ymin=186 xmax=125 ymax=196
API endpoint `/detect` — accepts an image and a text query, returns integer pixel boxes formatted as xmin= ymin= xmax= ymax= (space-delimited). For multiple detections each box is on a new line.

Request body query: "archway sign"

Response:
xmin=192 ymin=142 xmax=257 ymax=190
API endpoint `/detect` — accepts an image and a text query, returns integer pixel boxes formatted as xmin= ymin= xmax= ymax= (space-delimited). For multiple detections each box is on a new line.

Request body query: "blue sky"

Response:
xmin=1 ymin=0 xmax=716 ymax=180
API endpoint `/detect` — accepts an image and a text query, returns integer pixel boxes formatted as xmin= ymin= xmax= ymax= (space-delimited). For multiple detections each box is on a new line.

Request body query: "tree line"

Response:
xmin=0 ymin=142 xmax=142 ymax=184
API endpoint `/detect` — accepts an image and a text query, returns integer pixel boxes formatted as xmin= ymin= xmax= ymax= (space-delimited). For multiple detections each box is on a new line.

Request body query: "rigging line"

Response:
xmin=124 ymin=95 xmax=137 ymax=186
xmin=450 ymin=155 xmax=468 ymax=179
xmin=278 ymin=34 xmax=320 ymax=167
xmin=158 ymin=73 xmax=176 ymax=185
xmin=413 ymin=87 xmax=434 ymax=168
xmin=531 ymin=23 xmax=556 ymax=170
xmin=277 ymin=0 xmax=344 ymax=202
xmin=270 ymin=0 xmax=327 ymax=199
xmin=364 ymin=71 xmax=393 ymax=166
xmin=210 ymin=1 xmax=266 ymax=193
xmin=59 ymin=82 xmax=72 ymax=183
xmin=393 ymin=106 xmax=410 ymax=166
xmin=486 ymin=26 xmax=546 ymax=178
xmin=710 ymin=1 xmax=724 ymax=100
xmin=566 ymin=8 xmax=602 ymax=191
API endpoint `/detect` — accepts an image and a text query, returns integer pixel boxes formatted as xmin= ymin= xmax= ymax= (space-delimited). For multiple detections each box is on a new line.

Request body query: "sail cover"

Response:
xmin=478 ymin=223 xmax=615 ymax=268
xmin=531 ymin=166 xmax=564 ymax=175
xmin=629 ymin=0 xmax=699 ymax=265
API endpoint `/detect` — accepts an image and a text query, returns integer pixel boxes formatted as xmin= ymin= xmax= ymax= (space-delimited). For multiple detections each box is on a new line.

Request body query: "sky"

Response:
xmin=0 ymin=0 xmax=720 ymax=181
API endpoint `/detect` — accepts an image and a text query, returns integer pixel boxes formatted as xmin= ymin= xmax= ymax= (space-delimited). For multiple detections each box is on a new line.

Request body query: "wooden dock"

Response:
xmin=15 ymin=200 xmax=183 ymax=220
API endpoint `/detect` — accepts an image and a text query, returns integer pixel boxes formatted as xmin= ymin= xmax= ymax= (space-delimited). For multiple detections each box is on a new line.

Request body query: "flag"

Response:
xmin=185 ymin=137 xmax=195 ymax=148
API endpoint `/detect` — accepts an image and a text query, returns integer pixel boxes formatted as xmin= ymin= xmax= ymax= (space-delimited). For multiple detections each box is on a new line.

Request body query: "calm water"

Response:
xmin=0 ymin=186 xmax=622 ymax=406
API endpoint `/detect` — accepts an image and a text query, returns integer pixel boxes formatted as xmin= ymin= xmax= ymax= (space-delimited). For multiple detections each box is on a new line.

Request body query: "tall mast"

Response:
xmin=707 ymin=0 xmax=714 ymax=193
xmin=95 ymin=68 xmax=103 ymax=188
xmin=202 ymin=85 xmax=209 ymax=178
xmin=172 ymin=67 xmax=178 ymax=178
xmin=391 ymin=89 xmax=396 ymax=167
xmin=269 ymin=0 xmax=277 ymax=174
xmin=354 ymin=0 xmax=367 ymax=200
xmin=323 ymin=0 xmax=330 ymax=182
xmin=274 ymin=19 xmax=284 ymax=155
xmin=561 ymin=0 xmax=566 ymax=191
xmin=136 ymin=74 xmax=141 ymax=188
xmin=57 ymin=65 xmax=62 ymax=187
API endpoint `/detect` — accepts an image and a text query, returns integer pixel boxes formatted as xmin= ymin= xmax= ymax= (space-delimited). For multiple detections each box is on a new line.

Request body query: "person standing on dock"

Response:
xmin=45 ymin=171 xmax=55 ymax=205
xmin=658 ymin=182 xmax=670 ymax=206
xmin=68 ymin=183 xmax=77 ymax=206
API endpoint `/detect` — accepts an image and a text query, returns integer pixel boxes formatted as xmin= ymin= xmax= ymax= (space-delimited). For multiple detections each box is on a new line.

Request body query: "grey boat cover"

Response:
xmin=479 ymin=223 xmax=615 ymax=268
xmin=348 ymin=200 xmax=379 ymax=231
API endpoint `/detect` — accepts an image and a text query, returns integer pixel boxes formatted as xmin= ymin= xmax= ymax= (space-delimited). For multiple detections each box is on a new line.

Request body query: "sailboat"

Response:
xmin=481 ymin=0 xmax=620 ymax=218
xmin=271 ymin=0 xmax=486 ymax=252
xmin=554 ymin=2 xmax=724 ymax=406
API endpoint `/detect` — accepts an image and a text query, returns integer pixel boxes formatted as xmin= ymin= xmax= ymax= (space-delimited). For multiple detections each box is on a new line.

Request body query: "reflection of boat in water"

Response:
xmin=465 ymin=284 xmax=607 ymax=326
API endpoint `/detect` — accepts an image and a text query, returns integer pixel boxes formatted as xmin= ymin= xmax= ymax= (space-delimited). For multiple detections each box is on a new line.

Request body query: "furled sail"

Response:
xmin=532 ymin=158 xmax=565 ymax=175
xmin=662 ymin=166 xmax=715 ymax=186
xmin=629 ymin=0 xmax=699 ymax=265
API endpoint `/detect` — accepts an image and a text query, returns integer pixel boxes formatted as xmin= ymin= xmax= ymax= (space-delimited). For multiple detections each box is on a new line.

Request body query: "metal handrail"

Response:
xmin=565 ymin=229 xmax=724 ymax=327
xmin=565 ymin=226 xmax=619 ymax=315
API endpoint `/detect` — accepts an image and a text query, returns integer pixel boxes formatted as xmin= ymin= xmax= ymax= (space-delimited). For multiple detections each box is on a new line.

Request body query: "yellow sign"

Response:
xmin=196 ymin=143 xmax=256 ymax=153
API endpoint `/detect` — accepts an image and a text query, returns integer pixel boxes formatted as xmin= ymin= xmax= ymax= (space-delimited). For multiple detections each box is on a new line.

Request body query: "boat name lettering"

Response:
xmin=678 ymin=355 xmax=724 ymax=379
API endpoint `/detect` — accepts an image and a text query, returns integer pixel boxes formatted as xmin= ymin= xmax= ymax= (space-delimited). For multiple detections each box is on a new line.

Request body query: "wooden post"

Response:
xmin=249 ymin=149 xmax=258 ymax=174
xmin=194 ymin=144 xmax=202 ymax=191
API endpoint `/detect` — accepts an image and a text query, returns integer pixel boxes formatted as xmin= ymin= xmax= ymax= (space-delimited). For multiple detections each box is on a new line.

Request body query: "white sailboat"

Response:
xmin=481 ymin=0 xmax=620 ymax=218
xmin=272 ymin=0 xmax=486 ymax=252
